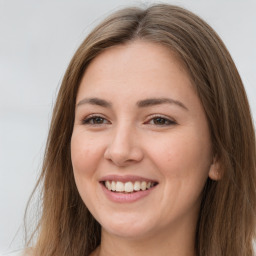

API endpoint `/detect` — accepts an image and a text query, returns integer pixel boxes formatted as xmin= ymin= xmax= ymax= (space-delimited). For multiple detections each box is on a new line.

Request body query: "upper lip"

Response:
xmin=99 ymin=175 xmax=158 ymax=183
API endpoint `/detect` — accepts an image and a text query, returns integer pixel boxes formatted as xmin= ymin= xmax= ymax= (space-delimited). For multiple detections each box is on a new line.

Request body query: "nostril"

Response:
xmin=104 ymin=145 xmax=144 ymax=167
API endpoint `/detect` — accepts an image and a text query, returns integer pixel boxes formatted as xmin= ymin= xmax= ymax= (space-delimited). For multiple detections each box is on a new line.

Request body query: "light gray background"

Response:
xmin=0 ymin=0 xmax=255 ymax=254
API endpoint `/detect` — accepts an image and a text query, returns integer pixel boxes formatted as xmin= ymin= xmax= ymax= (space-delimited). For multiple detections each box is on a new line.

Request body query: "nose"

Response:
xmin=104 ymin=124 xmax=144 ymax=167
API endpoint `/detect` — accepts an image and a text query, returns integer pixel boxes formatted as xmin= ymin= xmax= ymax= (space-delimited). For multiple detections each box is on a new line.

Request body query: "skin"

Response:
xmin=71 ymin=41 xmax=218 ymax=256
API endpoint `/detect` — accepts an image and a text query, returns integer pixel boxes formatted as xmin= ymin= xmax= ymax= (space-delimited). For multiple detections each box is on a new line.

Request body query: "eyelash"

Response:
xmin=81 ymin=114 xmax=177 ymax=127
xmin=146 ymin=115 xmax=177 ymax=126
xmin=81 ymin=115 xmax=109 ymax=125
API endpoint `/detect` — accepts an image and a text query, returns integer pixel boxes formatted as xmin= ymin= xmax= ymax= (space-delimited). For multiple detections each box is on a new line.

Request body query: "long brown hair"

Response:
xmin=25 ymin=4 xmax=256 ymax=256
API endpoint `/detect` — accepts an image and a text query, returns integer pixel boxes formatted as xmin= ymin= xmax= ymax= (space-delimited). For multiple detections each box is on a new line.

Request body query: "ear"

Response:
xmin=208 ymin=157 xmax=222 ymax=181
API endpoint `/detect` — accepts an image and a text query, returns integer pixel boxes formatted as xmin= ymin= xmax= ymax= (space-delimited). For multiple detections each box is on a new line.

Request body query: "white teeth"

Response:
xmin=104 ymin=180 xmax=155 ymax=193
xmin=111 ymin=181 xmax=116 ymax=191
xmin=134 ymin=181 xmax=140 ymax=191
xmin=116 ymin=181 xmax=124 ymax=192
xmin=141 ymin=181 xmax=147 ymax=191
xmin=106 ymin=181 xmax=111 ymax=190
xmin=124 ymin=182 xmax=133 ymax=193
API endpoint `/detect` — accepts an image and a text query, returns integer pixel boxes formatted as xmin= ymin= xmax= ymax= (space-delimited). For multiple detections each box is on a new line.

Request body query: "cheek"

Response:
xmin=70 ymin=132 xmax=101 ymax=206
xmin=71 ymin=132 xmax=100 ymax=174
xmin=70 ymin=132 xmax=105 ymax=199
xmin=148 ymin=128 xmax=212 ymax=180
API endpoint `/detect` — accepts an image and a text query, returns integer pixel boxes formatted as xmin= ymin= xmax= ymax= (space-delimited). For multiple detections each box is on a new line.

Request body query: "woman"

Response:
xmin=24 ymin=4 xmax=256 ymax=256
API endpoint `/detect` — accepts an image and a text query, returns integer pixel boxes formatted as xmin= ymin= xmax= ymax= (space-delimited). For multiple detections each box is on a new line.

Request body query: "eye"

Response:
xmin=147 ymin=115 xmax=176 ymax=126
xmin=82 ymin=115 xmax=110 ymax=125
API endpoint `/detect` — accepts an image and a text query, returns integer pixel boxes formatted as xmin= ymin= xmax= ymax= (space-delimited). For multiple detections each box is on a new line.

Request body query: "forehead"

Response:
xmin=86 ymin=40 xmax=187 ymax=77
xmin=77 ymin=40 xmax=193 ymax=98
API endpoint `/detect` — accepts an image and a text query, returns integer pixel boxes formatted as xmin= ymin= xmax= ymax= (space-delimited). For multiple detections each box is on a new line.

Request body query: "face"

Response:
xmin=71 ymin=41 xmax=217 ymax=240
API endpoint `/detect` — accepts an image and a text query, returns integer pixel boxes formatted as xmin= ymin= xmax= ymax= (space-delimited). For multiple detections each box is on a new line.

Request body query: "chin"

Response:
xmin=99 ymin=213 xmax=157 ymax=239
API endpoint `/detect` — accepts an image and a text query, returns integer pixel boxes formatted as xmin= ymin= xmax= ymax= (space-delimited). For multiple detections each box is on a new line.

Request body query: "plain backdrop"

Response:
xmin=0 ymin=0 xmax=255 ymax=254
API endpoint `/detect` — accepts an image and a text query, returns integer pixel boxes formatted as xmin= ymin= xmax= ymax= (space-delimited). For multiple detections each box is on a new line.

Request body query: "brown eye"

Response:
xmin=153 ymin=117 xmax=168 ymax=125
xmin=148 ymin=116 xmax=176 ymax=126
xmin=91 ymin=117 xmax=105 ymax=124
xmin=82 ymin=116 xmax=109 ymax=125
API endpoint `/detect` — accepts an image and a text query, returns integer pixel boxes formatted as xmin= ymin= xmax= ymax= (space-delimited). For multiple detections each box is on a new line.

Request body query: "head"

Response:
xmin=30 ymin=4 xmax=256 ymax=256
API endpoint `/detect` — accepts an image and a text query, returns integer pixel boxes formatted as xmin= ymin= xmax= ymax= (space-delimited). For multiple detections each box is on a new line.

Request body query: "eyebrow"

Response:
xmin=76 ymin=97 xmax=112 ymax=108
xmin=136 ymin=98 xmax=188 ymax=110
xmin=76 ymin=97 xmax=188 ymax=111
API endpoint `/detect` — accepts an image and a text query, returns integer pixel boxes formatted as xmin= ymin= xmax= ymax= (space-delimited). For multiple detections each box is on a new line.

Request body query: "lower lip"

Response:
xmin=100 ymin=183 xmax=156 ymax=203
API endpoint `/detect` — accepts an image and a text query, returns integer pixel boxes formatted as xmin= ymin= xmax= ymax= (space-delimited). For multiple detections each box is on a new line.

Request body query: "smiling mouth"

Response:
xmin=101 ymin=180 xmax=158 ymax=193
